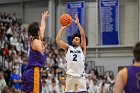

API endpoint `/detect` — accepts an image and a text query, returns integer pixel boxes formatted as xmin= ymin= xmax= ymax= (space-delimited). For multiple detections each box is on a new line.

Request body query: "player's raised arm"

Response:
xmin=56 ymin=26 xmax=68 ymax=52
xmin=40 ymin=11 xmax=49 ymax=40
xmin=74 ymin=14 xmax=86 ymax=54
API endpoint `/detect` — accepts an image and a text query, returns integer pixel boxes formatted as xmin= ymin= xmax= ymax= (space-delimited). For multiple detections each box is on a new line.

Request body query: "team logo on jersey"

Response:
xmin=70 ymin=50 xmax=81 ymax=53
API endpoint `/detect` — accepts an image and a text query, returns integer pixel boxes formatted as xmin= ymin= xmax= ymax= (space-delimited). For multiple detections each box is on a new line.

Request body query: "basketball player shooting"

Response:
xmin=56 ymin=14 xmax=88 ymax=93
xmin=21 ymin=11 xmax=49 ymax=93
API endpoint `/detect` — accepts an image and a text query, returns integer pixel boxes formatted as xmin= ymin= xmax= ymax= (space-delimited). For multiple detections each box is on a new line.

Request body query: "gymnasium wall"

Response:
xmin=23 ymin=0 xmax=48 ymax=24
xmin=119 ymin=0 xmax=138 ymax=45
xmin=86 ymin=46 xmax=134 ymax=76
xmin=87 ymin=57 xmax=133 ymax=76
xmin=0 ymin=3 xmax=22 ymax=18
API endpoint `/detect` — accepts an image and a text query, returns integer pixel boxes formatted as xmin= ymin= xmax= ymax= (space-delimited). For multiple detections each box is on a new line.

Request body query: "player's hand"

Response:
xmin=61 ymin=25 xmax=67 ymax=30
xmin=42 ymin=42 xmax=47 ymax=53
xmin=74 ymin=14 xmax=80 ymax=24
xmin=42 ymin=11 xmax=49 ymax=20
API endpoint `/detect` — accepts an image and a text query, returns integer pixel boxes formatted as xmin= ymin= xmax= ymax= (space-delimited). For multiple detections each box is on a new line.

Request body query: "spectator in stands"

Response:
xmin=10 ymin=68 xmax=22 ymax=93
xmin=54 ymin=68 xmax=60 ymax=78
xmin=97 ymin=75 xmax=103 ymax=86
xmin=4 ymin=23 xmax=9 ymax=31
xmin=41 ymin=76 xmax=49 ymax=93
xmin=5 ymin=56 xmax=12 ymax=71
xmin=8 ymin=14 xmax=12 ymax=23
xmin=9 ymin=45 xmax=16 ymax=56
xmin=14 ymin=23 xmax=21 ymax=34
xmin=22 ymin=39 xmax=29 ymax=54
xmin=3 ymin=12 xmax=7 ymax=23
xmin=46 ymin=70 xmax=51 ymax=76
xmin=52 ymin=78 xmax=60 ymax=93
xmin=59 ymin=76 xmax=65 ymax=93
xmin=6 ymin=24 xmax=13 ymax=40
xmin=42 ymin=75 xmax=47 ymax=82
xmin=1 ymin=49 xmax=8 ymax=68
xmin=58 ymin=54 xmax=66 ymax=70
xmin=106 ymin=75 xmax=115 ymax=93
xmin=0 ymin=12 xmax=2 ymax=21
xmin=0 ymin=47 xmax=2 ymax=64
xmin=106 ymin=75 xmax=115 ymax=84
xmin=4 ymin=57 xmax=12 ymax=86
xmin=13 ymin=62 xmax=20 ymax=75
xmin=9 ymin=52 xmax=16 ymax=65
xmin=0 ymin=22 xmax=5 ymax=40
xmin=0 ymin=13 xmax=3 ymax=22
xmin=21 ymin=59 xmax=27 ymax=75
xmin=91 ymin=69 xmax=97 ymax=79
xmin=12 ymin=13 xmax=17 ymax=25
xmin=15 ymin=51 xmax=22 ymax=63
xmin=52 ymin=54 xmax=59 ymax=70
xmin=14 ymin=51 xmax=22 ymax=75
xmin=46 ymin=74 xmax=53 ymax=93
xmin=59 ymin=82 xmax=65 ymax=93
xmin=41 ymin=67 xmax=47 ymax=76
xmin=10 ymin=32 xmax=17 ymax=47
xmin=99 ymin=77 xmax=109 ymax=93
xmin=21 ymin=28 xmax=28 ymax=42
xmin=16 ymin=38 xmax=23 ymax=52
xmin=51 ymin=69 xmax=55 ymax=77
xmin=87 ymin=74 xmax=94 ymax=92
xmin=46 ymin=52 xmax=54 ymax=68
xmin=2 ymin=43 xmax=10 ymax=57
xmin=0 ymin=35 xmax=7 ymax=48
xmin=0 ymin=70 xmax=7 ymax=93
xmin=1 ymin=86 xmax=10 ymax=93
xmin=88 ymin=78 xmax=99 ymax=93
xmin=42 ymin=81 xmax=49 ymax=93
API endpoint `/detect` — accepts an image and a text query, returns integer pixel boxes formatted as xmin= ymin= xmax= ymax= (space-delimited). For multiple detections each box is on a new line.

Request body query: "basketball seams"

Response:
xmin=60 ymin=14 xmax=72 ymax=26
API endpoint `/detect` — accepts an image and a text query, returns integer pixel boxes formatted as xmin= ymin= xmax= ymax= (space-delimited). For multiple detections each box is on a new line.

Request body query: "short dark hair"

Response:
xmin=71 ymin=33 xmax=88 ymax=46
xmin=0 ymin=68 xmax=3 ymax=72
xmin=14 ymin=68 xmax=16 ymax=69
xmin=133 ymin=42 xmax=140 ymax=62
xmin=28 ymin=22 xmax=39 ymax=36
xmin=42 ymin=81 xmax=46 ymax=84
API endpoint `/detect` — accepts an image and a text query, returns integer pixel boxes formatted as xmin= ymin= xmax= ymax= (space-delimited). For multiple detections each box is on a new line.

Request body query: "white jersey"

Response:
xmin=66 ymin=45 xmax=85 ymax=76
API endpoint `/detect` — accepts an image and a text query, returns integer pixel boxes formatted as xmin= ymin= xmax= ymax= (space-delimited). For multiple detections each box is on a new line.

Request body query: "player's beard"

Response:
xmin=72 ymin=42 xmax=76 ymax=47
xmin=72 ymin=43 xmax=76 ymax=47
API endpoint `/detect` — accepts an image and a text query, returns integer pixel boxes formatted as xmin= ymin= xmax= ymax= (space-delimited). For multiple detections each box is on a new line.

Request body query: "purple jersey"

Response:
xmin=125 ymin=66 xmax=140 ymax=93
xmin=21 ymin=38 xmax=47 ymax=92
xmin=28 ymin=39 xmax=47 ymax=67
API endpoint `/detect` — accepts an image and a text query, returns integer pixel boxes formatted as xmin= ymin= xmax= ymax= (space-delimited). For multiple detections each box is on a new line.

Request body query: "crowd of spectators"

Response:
xmin=0 ymin=12 xmax=115 ymax=93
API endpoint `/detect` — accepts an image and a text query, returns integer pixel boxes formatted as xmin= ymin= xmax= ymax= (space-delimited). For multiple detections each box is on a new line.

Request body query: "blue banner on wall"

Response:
xmin=99 ymin=0 xmax=119 ymax=45
xmin=66 ymin=1 xmax=85 ymax=45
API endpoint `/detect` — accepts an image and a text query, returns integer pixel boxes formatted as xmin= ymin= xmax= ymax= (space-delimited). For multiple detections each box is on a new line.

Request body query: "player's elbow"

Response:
xmin=56 ymin=38 xmax=58 ymax=44
xmin=56 ymin=37 xmax=60 ymax=44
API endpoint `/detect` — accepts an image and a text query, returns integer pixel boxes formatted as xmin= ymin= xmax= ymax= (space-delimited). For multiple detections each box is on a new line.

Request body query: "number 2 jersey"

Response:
xmin=66 ymin=45 xmax=85 ymax=77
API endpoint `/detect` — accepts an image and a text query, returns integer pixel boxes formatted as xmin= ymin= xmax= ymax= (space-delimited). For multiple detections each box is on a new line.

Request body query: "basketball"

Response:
xmin=59 ymin=14 xmax=72 ymax=26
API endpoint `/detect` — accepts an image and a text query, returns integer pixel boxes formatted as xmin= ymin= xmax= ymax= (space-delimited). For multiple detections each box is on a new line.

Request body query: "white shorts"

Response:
xmin=65 ymin=74 xmax=87 ymax=92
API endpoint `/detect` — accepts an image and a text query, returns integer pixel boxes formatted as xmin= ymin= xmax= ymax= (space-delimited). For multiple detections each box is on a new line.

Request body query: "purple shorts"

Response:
xmin=20 ymin=67 xmax=42 ymax=93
